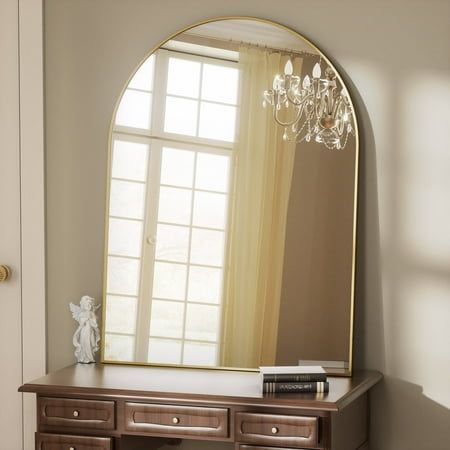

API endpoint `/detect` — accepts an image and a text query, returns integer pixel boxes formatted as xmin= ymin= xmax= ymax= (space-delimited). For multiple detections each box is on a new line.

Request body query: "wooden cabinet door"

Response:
xmin=0 ymin=1 xmax=22 ymax=448
xmin=0 ymin=1 xmax=45 ymax=448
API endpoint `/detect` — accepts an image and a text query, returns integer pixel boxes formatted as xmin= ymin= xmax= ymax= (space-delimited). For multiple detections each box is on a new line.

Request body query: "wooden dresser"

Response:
xmin=19 ymin=364 xmax=382 ymax=450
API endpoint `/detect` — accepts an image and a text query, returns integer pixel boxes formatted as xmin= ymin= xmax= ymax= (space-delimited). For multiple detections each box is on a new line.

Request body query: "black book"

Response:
xmin=262 ymin=373 xmax=327 ymax=383
xmin=263 ymin=381 xmax=329 ymax=394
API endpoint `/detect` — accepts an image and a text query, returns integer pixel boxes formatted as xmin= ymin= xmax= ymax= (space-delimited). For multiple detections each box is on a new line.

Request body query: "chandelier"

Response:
xmin=263 ymin=60 xmax=355 ymax=150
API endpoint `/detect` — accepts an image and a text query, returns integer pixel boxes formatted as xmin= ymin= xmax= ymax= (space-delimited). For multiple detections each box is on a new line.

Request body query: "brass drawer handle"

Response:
xmin=72 ymin=410 xmax=80 ymax=417
xmin=0 ymin=265 xmax=11 ymax=282
xmin=271 ymin=426 xmax=279 ymax=434
xmin=172 ymin=416 xmax=180 ymax=424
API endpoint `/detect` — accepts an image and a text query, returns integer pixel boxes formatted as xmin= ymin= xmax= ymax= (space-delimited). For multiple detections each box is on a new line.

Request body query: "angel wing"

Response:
xmin=69 ymin=302 xmax=82 ymax=322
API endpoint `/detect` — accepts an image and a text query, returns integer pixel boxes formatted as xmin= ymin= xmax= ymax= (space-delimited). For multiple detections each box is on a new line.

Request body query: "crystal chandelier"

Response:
xmin=263 ymin=60 xmax=355 ymax=150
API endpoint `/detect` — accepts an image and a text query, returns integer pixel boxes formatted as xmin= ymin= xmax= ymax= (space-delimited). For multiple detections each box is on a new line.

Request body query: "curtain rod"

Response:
xmin=170 ymin=33 xmax=318 ymax=58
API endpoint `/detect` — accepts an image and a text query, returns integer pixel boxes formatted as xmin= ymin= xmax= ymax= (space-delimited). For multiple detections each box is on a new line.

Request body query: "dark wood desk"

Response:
xmin=20 ymin=364 xmax=382 ymax=450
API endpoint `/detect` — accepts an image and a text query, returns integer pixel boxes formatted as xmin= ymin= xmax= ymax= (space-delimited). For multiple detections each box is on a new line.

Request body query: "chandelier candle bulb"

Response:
xmin=284 ymin=59 xmax=293 ymax=75
xmin=273 ymin=74 xmax=281 ymax=90
xmin=303 ymin=75 xmax=311 ymax=89
xmin=312 ymin=62 xmax=322 ymax=78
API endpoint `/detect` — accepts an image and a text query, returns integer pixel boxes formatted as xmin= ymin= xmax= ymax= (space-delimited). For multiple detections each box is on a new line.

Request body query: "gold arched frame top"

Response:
xmin=101 ymin=16 xmax=359 ymax=376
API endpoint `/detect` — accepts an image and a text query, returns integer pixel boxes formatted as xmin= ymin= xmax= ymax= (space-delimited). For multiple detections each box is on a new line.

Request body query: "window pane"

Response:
xmin=201 ymin=64 xmax=238 ymax=104
xmin=109 ymin=179 xmax=145 ymax=220
xmin=115 ymin=89 xmax=152 ymax=129
xmin=199 ymin=102 xmax=236 ymax=142
xmin=152 ymin=261 xmax=187 ymax=300
xmin=155 ymin=224 xmax=189 ymax=263
xmin=104 ymin=334 xmax=134 ymax=361
xmin=183 ymin=342 xmax=217 ymax=366
xmin=149 ymin=300 xmax=184 ymax=338
xmin=112 ymin=139 xmax=149 ymax=182
xmin=128 ymin=54 xmax=155 ymax=91
xmin=190 ymin=229 xmax=224 ymax=266
xmin=185 ymin=304 xmax=219 ymax=342
xmin=193 ymin=191 xmax=227 ymax=229
xmin=195 ymin=153 xmax=230 ymax=193
xmin=157 ymin=186 xmax=192 ymax=225
xmin=164 ymin=96 xmax=198 ymax=136
xmin=161 ymin=147 xmax=195 ymax=188
xmin=107 ymin=256 xmax=140 ymax=296
xmin=148 ymin=338 xmax=182 ymax=364
xmin=167 ymin=57 xmax=200 ymax=98
xmin=187 ymin=266 xmax=222 ymax=304
xmin=105 ymin=295 xmax=137 ymax=334
xmin=108 ymin=218 xmax=143 ymax=258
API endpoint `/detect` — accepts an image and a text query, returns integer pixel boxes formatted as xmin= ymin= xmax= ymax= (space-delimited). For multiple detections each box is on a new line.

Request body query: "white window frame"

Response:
xmin=108 ymin=48 xmax=239 ymax=367
xmin=137 ymin=138 xmax=233 ymax=364
xmin=114 ymin=49 xmax=239 ymax=149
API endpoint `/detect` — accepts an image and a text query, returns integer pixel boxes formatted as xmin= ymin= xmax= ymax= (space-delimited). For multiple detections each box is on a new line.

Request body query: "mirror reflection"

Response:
xmin=102 ymin=19 xmax=357 ymax=373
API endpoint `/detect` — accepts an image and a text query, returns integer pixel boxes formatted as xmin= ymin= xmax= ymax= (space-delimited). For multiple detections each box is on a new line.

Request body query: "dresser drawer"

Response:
xmin=239 ymin=447 xmax=304 ymax=450
xmin=36 ymin=433 xmax=112 ymax=450
xmin=39 ymin=397 xmax=115 ymax=430
xmin=124 ymin=402 xmax=229 ymax=438
xmin=236 ymin=412 xmax=318 ymax=448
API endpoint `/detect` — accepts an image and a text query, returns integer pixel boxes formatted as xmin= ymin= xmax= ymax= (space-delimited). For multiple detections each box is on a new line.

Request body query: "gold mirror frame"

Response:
xmin=100 ymin=16 xmax=359 ymax=376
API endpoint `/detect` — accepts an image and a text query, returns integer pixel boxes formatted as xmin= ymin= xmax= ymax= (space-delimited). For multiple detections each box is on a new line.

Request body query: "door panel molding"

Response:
xmin=18 ymin=0 xmax=46 ymax=449
xmin=0 ymin=1 xmax=23 ymax=449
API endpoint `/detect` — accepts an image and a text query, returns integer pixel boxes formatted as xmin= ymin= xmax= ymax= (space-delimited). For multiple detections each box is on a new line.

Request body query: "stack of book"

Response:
xmin=260 ymin=366 xmax=329 ymax=394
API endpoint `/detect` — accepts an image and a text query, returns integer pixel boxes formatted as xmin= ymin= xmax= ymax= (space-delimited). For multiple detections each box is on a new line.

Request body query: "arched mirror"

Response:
xmin=101 ymin=18 xmax=358 ymax=376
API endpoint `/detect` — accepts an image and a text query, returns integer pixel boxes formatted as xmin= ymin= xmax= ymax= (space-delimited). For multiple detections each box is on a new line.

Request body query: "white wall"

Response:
xmin=44 ymin=1 xmax=450 ymax=449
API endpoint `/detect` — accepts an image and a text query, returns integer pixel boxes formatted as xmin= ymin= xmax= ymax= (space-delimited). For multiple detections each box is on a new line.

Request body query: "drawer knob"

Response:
xmin=69 ymin=447 xmax=76 ymax=450
xmin=72 ymin=410 xmax=79 ymax=417
xmin=172 ymin=416 xmax=180 ymax=424
xmin=271 ymin=426 xmax=279 ymax=434
xmin=0 ymin=265 xmax=11 ymax=282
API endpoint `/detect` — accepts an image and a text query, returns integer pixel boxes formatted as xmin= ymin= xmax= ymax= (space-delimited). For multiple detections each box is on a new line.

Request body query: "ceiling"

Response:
xmin=183 ymin=19 xmax=319 ymax=55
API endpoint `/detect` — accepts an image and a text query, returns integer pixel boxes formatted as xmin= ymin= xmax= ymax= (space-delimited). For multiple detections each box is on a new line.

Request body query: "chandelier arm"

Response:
xmin=287 ymin=112 xmax=312 ymax=141
xmin=272 ymin=103 xmax=305 ymax=127
xmin=315 ymin=95 xmax=325 ymax=120
xmin=328 ymin=87 xmax=335 ymax=116
xmin=285 ymin=92 xmax=304 ymax=106
xmin=337 ymin=117 xmax=345 ymax=136
xmin=332 ymin=94 xmax=346 ymax=119
xmin=285 ymin=89 xmax=313 ymax=107
xmin=317 ymin=80 xmax=328 ymax=96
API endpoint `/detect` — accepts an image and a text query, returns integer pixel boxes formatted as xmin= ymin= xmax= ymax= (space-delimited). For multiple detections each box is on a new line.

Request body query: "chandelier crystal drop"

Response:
xmin=263 ymin=60 xmax=355 ymax=150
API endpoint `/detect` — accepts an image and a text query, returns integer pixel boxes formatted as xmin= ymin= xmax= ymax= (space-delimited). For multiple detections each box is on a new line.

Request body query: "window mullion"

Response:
xmin=216 ymin=154 xmax=234 ymax=365
xmin=135 ymin=49 xmax=168 ymax=362
xmin=195 ymin=62 xmax=203 ymax=137
xmin=179 ymin=151 xmax=198 ymax=364
xmin=151 ymin=49 xmax=169 ymax=137
xmin=134 ymin=140 xmax=162 ymax=361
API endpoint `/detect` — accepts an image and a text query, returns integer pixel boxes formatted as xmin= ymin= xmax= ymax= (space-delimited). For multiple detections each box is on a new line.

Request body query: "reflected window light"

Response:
xmin=109 ymin=46 xmax=238 ymax=366
xmin=400 ymin=74 xmax=450 ymax=266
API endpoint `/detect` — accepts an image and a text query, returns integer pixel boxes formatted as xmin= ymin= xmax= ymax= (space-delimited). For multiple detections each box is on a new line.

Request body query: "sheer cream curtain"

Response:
xmin=221 ymin=47 xmax=301 ymax=368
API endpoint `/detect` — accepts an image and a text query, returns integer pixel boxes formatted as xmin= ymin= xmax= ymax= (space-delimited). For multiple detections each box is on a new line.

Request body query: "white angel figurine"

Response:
xmin=69 ymin=295 xmax=101 ymax=363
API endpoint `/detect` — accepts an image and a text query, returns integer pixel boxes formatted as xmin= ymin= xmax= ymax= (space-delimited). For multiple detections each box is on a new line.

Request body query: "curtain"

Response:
xmin=221 ymin=47 xmax=301 ymax=368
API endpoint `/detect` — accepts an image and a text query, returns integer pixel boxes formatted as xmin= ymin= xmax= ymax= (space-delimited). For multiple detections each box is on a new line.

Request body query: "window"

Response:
xmin=104 ymin=49 xmax=239 ymax=366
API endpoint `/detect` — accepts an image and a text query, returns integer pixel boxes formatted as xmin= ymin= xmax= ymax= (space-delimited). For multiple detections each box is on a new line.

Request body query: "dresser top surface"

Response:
xmin=20 ymin=364 xmax=382 ymax=411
